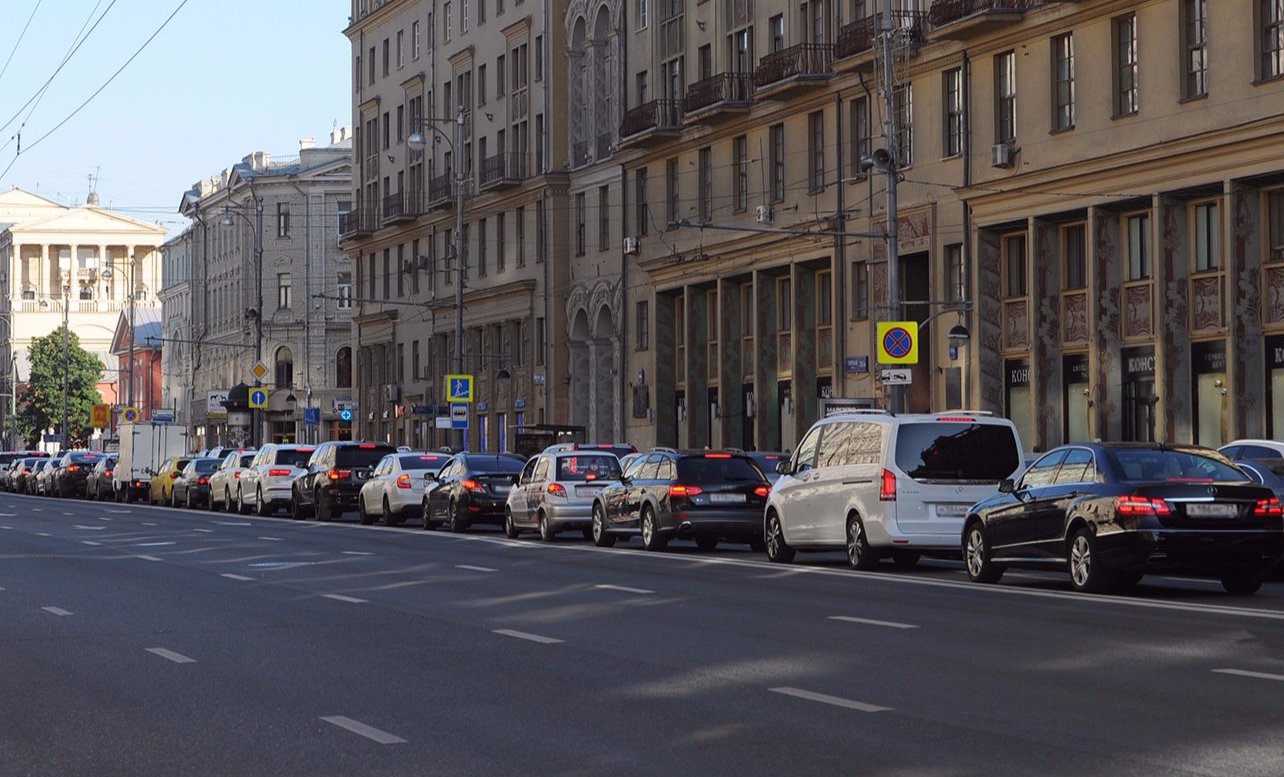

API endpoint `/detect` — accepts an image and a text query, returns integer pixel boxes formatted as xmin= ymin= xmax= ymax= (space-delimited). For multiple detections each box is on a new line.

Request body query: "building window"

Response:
xmin=851 ymin=261 xmax=868 ymax=320
xmin=535 ymin=316 xmax=545 ymax=365
xmin=536 ymin=199 xmax=547 ymax=263
xmin=1126 ymin=212 xmax=1151 ymax=280
xmin=777 ymin=278 xmax=791 ymax=332
xmin=636 ymin=300 xmax=650 ymax=350
xmin=496 ymin=212 xmax=506 ymax=272
xmin=534 ymin=35 xmax=543 ymax=81
xmin=337 ymin=272 xmax=352 ymax=309
xmin=575 ymin=192 xmax=586 ymax=256
xmin=382 ymin=38 xmax=390 ymax=77
xmin=478 ymin=218 xmax=488 ymax=276
xmin=665 ymin=158 xmax=679 ymax=226
xmin=894 ymin=84 xmax=912 ymax=167
xmin=943 ymin=68 xmax=963 ymax=157
xmin=275 ymin=346 xmax=294 ymax=389
xmin=516 ymin=205 xmax=525 ymax=265
xmin=444 ymin=2 xmax=452 ymax=41
xmin=638 ymin=0 xmax=648 ymax=29
xmin=1063 ymin=224 xmax=1086 ymax=290
xmin=1193 ymin=201 xmax=1220 ymax=272
xmin=769 ymin=14 xmax=784 ymax=52
xmin=698 ymin=147 xmax=713 ymax=221
xmin=274 ymin=272 xmax=291 ymax=310
xmin=367 ymin=252 xmax=376 ymax=300
xmin=478 ymin=64 xmax=487 ymax=105
xmin=1263 ymin=0 xmax=1284 ymax=80
xmin=808 ymin=111 xmax=825 ymax=192
xmin=1182 ymin=0 xmax=1208 ymax=98
xmin=413 ymin=21 xmax=421 ymax=59
xmin=1269 ymin=189 xmax=1284 ymax=261
xmin=995 ymin=51 xmax=1016 ymax=144
xmin=397 ymin=30 xmax=405 ymax=67
xmin=770 ymin=123 xmax=785 ymax=202
xmin=478 ymin=0 xmax=486 ymax=24
xmin=635 ymin=167 xmax=649 ymax=235
xmin=277 ymin=202 xmax=290 ymax=238
xmin=369 ymin=45 xmax=375 ymax=84
xmin=733 ymin=135 xmax=748 ymax=213
xmin=383 ymin=248 xmax=392 ymax=299
xmin=336 ymin=347 xmax=352 ymax=388
xmin=462 ymin=0 xmax=470 ymax=32
xmin=598 ymin=185 xmax=610 ymax=251
xmin=849 ymin=96 xmax=870 ymax=177
xmin=412 ymin=340 xmax=421 ymax=380
xmin=945 ymin=243 xmax=966 ymax=302
xmin=497 ymin=54 xmax=506 ymax=95
xmin=1052 ymin=33 xmax=1075 ymax=130
xmin=1003 ymin=234 xmax=1027 ymax=297
xmin=1114 ymin=14 xmax=1139 ymax=116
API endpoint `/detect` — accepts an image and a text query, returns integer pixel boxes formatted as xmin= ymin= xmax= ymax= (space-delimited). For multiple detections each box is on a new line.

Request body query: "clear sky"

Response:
xmin=0 ymin=0 xmax=351 ymax=235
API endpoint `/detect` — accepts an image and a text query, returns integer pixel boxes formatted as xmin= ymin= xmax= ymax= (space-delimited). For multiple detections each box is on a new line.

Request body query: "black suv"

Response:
xmin=291 ymin=441 xmax=398 ymax=521
xmin=591 ymin=449 xmax=771 ymax=551
xmin=52 ymin=451 xmax=106 ymax=498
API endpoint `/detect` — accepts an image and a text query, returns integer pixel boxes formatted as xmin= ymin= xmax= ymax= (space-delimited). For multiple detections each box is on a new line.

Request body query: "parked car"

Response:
xmin=764 ymin=410 xmax=1025 ymax=569
xmin=591 ymin=450 xmax=771 ymax=551
xmin=12 ymin=457 xmax=44 ymax=494
xmin=50 ymin=451 xmax=105 ymax=498
xmin=357 ymin=452 xmax=451 ymax=526
xmin=290 ymin=441 xmax=398 ymax=521
xmin=1219 ymin=439 xmax=1284 ymax=461
xmin=148 ymin=456 xmax=192 ymax=505
xmin=236 ymin=444 xmax=316 ymax=516
xmin=962 ymin=443 xmax=1284 ymax=595
xmin=423 ymin=453 xmax=526 ymax=532
xmin=171 ymin=457 xmax=223 ymax=508
xmin=85 ymin=455 xmax=118 ymax=501
xmin=507 ymin=449 xmax=622 ymax=540
xmin=1235 ymin=458 xmax=1284 ymax=500
xmin=207 ymin=450 xmax=257 ymax=512
xmin=747 ymin=451 xmax=791 ymax=485
xmin=542 ymin=442 xmax=638 ymax=460
xmin=0 ymin=451 xmax=49 ymax=490
xmin=35 ymin=454 xmax=68 ymax=496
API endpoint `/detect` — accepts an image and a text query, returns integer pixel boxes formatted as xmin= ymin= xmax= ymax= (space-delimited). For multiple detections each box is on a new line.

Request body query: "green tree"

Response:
xmin=17 ymin=326 xmax=104 ymax=448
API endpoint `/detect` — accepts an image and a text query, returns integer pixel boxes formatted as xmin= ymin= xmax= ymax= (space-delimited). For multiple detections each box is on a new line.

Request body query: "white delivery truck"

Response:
xmin=113 ymin=422 xmax=188 ymax=503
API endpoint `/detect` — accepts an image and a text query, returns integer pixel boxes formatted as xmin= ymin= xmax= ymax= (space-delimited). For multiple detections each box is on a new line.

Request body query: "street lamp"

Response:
xmin=408 ymin=107 xmax=468 ymax=450
xmin=220 ymin=198 xmax=265 ymax=446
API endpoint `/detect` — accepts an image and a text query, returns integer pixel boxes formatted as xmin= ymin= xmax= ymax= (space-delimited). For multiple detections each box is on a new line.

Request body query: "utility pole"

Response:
xmin=61 ymin=275 xmax=70 ymax=448
xmin=880 ymin=2 xmax=903 ymax=414
xmin=453 ymin=106 xmax=467 ymax=452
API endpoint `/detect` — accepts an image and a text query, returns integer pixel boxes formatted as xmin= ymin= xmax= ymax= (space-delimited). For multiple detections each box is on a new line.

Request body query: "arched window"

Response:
xmin=274 ymin=346 xmax=294 ymax=388
xmin=336 ymin=346 xmax=352 ymax=388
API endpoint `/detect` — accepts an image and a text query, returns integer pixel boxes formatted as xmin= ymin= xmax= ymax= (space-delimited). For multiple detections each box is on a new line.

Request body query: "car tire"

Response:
xmin=358 ymin=496 xmax=376 ymax=525
xmin=170 ymin=489 xmax=179 ymax=508
xmin=315 ymin=490 xmax=331 ymax=522
xmin=256 ymin=488 xmax=273 ymax=517
xmin=1220 ymin=567 xmax=1264 ymax=595
xmin=448 ymin=500 xmax=468 ymax=533
xmin=186 ymin=491 xmax=195 ymax=510
xmin=383 ymin=498 xmax=405 ymax=527
xmin=503 ymin=509 xmax=520 ymax=539
xmin=1068 ymin=527 xmax=1113 ymax=594
xmin=641 ymin=506 xmax=667 ymax=552
xmin=764 ymin=512 xmax=795 ymax=563
xmin=422 ymin=500 xmax=438 ymax=530
xmin=891 ymin=550 xmax=921 ymax=570
xmin=538 ymin=512 xmax=557 ymax=542
xmin=846 ymin=515 xmax=879 ymax=571
xmin=591 ymin=504 xmax=615 ymax=548
xmin=207 ymin=490 xmax=218 ymax=511
xmin=695 ymin=537 xmax=719 ymax=552
xmin=963 ymin=523 xmax=1003 ymax=584
xmin=236 ymin=488 xmax=250 ymax=515
xmin=291 ymin=490 xmax=312 ymax=521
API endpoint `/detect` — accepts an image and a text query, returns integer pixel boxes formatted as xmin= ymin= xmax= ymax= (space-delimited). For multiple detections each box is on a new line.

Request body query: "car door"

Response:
xmin=1036 ymin=448 xmax=1098 ymax=555
xmin=511 ymin=458 xmax=538 ymax=524
xmin=613 ymin=455 xmax=655 ymax=528
xmin=772 ymin=424 xmax=825 ymax=544
xmin=988 ymin=451 xmax=1067 ymax=553
xmin=428 ymin=458 xmax=459 ymax=519
xmin=527 ymin=457 xmax=552 ymax=525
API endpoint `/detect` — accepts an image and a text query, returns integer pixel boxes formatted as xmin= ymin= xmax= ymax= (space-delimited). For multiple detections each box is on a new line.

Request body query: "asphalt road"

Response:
xmin=3 ymin=491 xmax=1284 ymax=777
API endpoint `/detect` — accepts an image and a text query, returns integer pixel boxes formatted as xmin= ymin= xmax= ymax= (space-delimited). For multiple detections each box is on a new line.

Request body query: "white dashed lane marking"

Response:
xmin=81 ymin=541 xmax=101 ymax=546
xmin=828 ymin=615 xmax=919 ymax=630
xmin=456 ymin=565 xmax=497 ymax=573
xmin=319 ymin=716 xmax=407 ymax=745
xmin=74 ymin=525 xmax=106 ymax=530
xmin=768 ymin=687 xmax=891 ymax=713
xmin=1214 ymin=668 xmax=1284 ymax=683
xmin=146 ymin=648 xmax=196 ymax=664
xmin=258 ymin=537 xmax=283 ymax=542
xmin=136 ymin=542 xmax=175 ymax=547
xmin=595 ymin=584 xmax=654 ymax=595
xmin=322 ymin=594 xmax=367 ymax=604
xmin=493 ymin=629 xmax=563 ymax=645
xmin=221 ymin=574 xmax=253 ymax=581
xmin=342 ymin=551 xmax=373 ymax=556
xmin=41 ymin=607 xmax=73 ymax=616
xmin=137 ymin=555 xmax=162 ymax=562
xmin=194 ymin=528 xmax=213 ymax=533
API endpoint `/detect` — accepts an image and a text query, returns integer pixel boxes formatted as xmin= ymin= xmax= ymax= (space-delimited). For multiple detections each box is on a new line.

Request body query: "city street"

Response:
xmin=2 ymin=491 xmax=1284 ymax=776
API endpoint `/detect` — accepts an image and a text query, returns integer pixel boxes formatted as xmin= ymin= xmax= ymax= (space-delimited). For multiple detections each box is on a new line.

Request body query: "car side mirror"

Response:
xmin=998 ymin=478 xmax=1015 ymax=494
xmin=776 ymin=460 xmax=791 ymax=476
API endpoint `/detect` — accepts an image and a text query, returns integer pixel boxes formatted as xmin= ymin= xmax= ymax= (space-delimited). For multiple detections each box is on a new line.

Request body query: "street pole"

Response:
xmin=62 ymin=278 xmax=70 ymax=448
xmin=453 ymin=107 xmax=467 ymax=452
xmin=254 ymin=197 xmax=264 ymax=449
xmin=127 ymin=256 xmax=136 ymax=411
xmin=880 ymin=5 xmax=903 ymax=414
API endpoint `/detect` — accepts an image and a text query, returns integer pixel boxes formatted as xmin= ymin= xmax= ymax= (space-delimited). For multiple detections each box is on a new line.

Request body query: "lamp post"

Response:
xmin=408 ymin=107 xmax=468 ymax=450
xmin=221 ymin=199 xmax=265 ymax=446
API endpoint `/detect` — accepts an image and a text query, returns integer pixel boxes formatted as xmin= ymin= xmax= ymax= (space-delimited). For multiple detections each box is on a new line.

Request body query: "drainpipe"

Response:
xmin=288 ymin=177 xmax=311 ymax=443
xmin=834 ymin=89 xmax=846 ymax=397
xmin=618 ymin=8 xmax=629 ymax=442
xmin=961 ymin=50 xmax=972 ymax=411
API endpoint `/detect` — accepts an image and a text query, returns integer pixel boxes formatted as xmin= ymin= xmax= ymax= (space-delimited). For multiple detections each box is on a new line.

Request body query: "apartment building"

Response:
xmin=615 ymin=0 xmax=1284 ymax=453
xmin=177 ymin=132 xmax=355 ymax=450
xmin=344 ymin=0 xmax=572 ymax=451
xmin=159 ymin=231 xmax=193 ymax=425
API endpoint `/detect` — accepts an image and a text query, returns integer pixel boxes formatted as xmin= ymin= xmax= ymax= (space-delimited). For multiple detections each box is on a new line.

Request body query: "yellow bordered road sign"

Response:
xmin=877 ymin=322 xmax=919 ymax=365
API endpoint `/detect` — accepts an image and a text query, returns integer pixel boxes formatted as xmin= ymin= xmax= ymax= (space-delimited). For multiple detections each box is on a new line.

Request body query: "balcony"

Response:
xmin=478 ymin=152 xmax=530 ymax=192
xmin=753 ymin=44 xmax=833 ymax=98
xmin=596 ymin=132 xmax=614 ymax=162
xmin=683 ymin=73 xmax=754 ymax=124
xmin=618 ymin=99 xmax=683 ymax=149
xmin=339 ymin=208 xmax=377 ymax=239
xmin=835 ymin=12 xmax=927 ymax=72
xmin=382 ymin=191 xmax=423 ymax=225
xmin=426 ymin=173 xmax=454 ymax=209
xmin=572 ymin=140 xmax=591 ymax=169
xmin=927 ymin=0 xmax=1029 ymax=39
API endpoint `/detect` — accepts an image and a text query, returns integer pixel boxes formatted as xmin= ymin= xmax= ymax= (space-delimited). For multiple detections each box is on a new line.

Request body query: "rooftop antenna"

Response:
xmin=86 ymin=167 xmax=100 ymax=206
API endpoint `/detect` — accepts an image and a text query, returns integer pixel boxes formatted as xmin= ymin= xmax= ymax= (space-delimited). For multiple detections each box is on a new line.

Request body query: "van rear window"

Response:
xmin=894 ymin=423 xmax=1020 ymax=484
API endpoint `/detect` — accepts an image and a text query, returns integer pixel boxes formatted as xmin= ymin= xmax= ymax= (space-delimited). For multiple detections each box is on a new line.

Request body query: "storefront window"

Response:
xmin=1005 ymin=360 xmax=1032 ymax=452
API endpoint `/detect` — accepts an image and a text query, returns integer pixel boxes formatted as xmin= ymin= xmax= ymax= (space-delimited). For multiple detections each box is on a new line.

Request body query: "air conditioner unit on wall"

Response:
xmin=384 ymin=384 xmax=400 ymax=401
xmin=992 ymin=143 xmax=1017 ymax=168
xmin=755 ymin=204 xmax=773 ymax=224
xmin=623 ymin=237 xmax=639 ymax=255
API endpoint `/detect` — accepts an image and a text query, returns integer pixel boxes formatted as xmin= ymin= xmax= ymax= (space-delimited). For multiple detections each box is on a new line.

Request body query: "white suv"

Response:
xmin=764 ymin=410 xmax=1024 ymax=569
xmin=236 ymin=444 xmax=315 ymax=516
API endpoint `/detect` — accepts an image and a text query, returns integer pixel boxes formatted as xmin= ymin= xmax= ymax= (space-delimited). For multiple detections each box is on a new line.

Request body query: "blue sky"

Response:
xmin=0 ymin=0 xmax=350 ymax=234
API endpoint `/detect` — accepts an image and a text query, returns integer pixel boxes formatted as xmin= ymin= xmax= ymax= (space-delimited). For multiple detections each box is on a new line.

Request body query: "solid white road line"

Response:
xmin=137 ymin=555 xmax=162 ymax=562
xmin=137 ymin=542 xmax=175 ymax=547
xmin=493 ymin=629 xmax=563 ymax=645
xmin=1213 ymin=668 xmax=1284 ymax=683
xmin=828 ymin=615 xmax=919 ymax=630
xmin=258 ymin=537 xmax=283 ymax=542
xmin=146 ymin=648 xmax=196 ymax=664
xmin=81 ymin=541 xmax=101 ymax=546
xmin=0 ymin=512 xmax=16 ymax=517
xmin=456 ymin=564 xmax=497 ymax=573
xmin=107 ymin=510 xmax=130 ymax=514
xmin=768 ymin=687 xmax=891 ymax=713
xmin=35 ymin=532 xmax=50 ymax=537
xmin=322 ymin=594 xmax=367 ymax=604
xmin=142 ymin=522 xmax=158 ymax=527
xmin=41 ymin=607 xmax=73 ymax=616
xmin=221 ymin=573 xmax=253 ymax=581
xmin=215 ymin=521 xmax=251 ymax=526
xmin=73 ymin=525 xmax=106 ymax=530
xmin=319 ymin=716 xmax=407 ymax=745
xmin=595 ymin=584 xmax=655 ymax=595
xmin=193 ymin=528 xmax=213 ymax=533
xmin=342 ymin=551 xmax=373 ymax=556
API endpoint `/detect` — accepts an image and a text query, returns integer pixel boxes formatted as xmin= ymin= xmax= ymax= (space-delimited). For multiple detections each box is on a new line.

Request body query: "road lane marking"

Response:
xmin=493 ymin=629 xmax=563 ymax=645
xmin=456 ymin=565 xmax=497 ymax=573
xmin=0 ymin=526 xmax=11 ymax=530
xmin=35 ymin=532 xmax=50 ymax=537
xmin=41 ymin=607 xmax=73 ymax=616
xmin=1213 ymin=668 xmax=1284 ymax=683
xmin=768 ymin=687 xmax=891 ymax=713
xmin=258 ymin=537 xmax=283 ymax=542
xmin=146 ymin=648 xmax=196 ymax=664
xmin=194 ymin=528 xmax=213 ymax=533
xmin=0 ymin=512 xmax=16 ymax=517
xmin=137 ymin=542 xmax=175 ymax=547
xmin=108 ymin=510 xmax=130 ymax=514
xmin=97 ymin=516 xmax=111 ymax=521
xmin=342 ymin=551 xmax=373 ymax=556
xmin=62 ymin=512 xmax=74 ymax=516
xmin=319 ymin=716 xmax=407 ymax=745
xmin=81 ymin=541 xmax=101 ymax=546
xmin=221 ymin=573 xmax=253 ymax=581
xmin=137 ymin=555 xmax=162 ymax=562
xmin=74 ymin=525 xmax=106 ymax=530
xmin=216 ymin=521 xmax=252 ymax=526
xmin=142 ymin=522 xmax=158 ymax=527
xmin=595 ymin=584 xmax=654 ymax=595
xmin=322 ymin=594 xmax=367 ymax=604
xmin=828 ymin=615 xmax=919 ymax=630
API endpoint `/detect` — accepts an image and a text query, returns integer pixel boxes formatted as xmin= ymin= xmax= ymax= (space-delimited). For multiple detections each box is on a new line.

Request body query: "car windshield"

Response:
xmin=1109 ymin=448 xmax=1247 ymax=483
xmin=274 ymin=449 xmax=313 ymax=467
xmin=398 ymin=455 xmax=447 ymax=470
xmin=556 ymin=454 xmax=622 ymax=481
xmin=676 ymin=456 xmax=765 ymax=482
xmin=335 ymin=446 xmax=395 ymax=467
xmin=894 ymin=422 xmax=1021 ymax=484
xmin=193 ymin=459 xmax=220 ymax=473
xmin=464 ymin=455 xmax=525 ymax=474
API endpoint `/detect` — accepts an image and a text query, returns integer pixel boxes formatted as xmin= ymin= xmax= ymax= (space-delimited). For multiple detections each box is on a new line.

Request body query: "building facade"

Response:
xmin=177 ymin=132 xmax=355 ymax=451
xmin=159 ymin=229 xmax=193 ymax=426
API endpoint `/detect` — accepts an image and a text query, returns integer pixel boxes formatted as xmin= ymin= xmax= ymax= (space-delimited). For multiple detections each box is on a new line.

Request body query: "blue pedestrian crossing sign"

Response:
xmin=248 ymin=388 xmax=269 ymax=409
xmin=445 ymin=374 xmax=474 ymax=403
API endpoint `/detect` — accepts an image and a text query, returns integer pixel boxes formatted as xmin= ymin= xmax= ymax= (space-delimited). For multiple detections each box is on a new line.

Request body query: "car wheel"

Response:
xmin=591 ymin=504 xmax=615 ymax=548
xmin=422 ymin=500 xmax=438 ymax=530
xmin=1068 ymin=527 xmax=1113 ymax=594
xmin=290 ymin=490 xmax=311 ymax=521
xmin=695 ymin=537 xmax=719 ymax=552
xmin=236 ymin=488 xmax=250 ymax=515
xmin=764 ymin=512 xmax=795 ymax=563
xmin=170 ymin=489 xmax=179 ymax=508
xmin=1220 ymin=567 xmax=1264 ymax=595
xmin=891 ymin=550 xmax=921 ymax=570
xmin=503 ymin=509 xmax=520 ymax=539
xmin=963 ymin=524 xmax=1003 ymax=584
xmin=358 ymin=496 xmax=376 ymax=525
xmin=641 ymin=506 xmax=667 ymax=551
xmin=186 ymin=491 xmax=195 ymax=510
xmin=538 ymin=511 xmax=558 ymax=542
xmin=846 ymin=515 xmax=879 ymax=571
xmin=315 ymin=490 xmax=331 ymax=522
xmin=448 ymin=500 xmax=468 ymax=533
xmin=207 ymin=490 xmax=218 ymax=511
xmin=383 ymin=498 xmax=405 ymax=527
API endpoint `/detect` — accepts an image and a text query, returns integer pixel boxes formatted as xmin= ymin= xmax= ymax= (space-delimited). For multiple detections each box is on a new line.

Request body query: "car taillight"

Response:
xmin=234 ymin=471 xmax=242 ymax=478
xmin=547 ymin=482 xmax=567 ymax=497
xmin=461 ymin=478 xmax=484 ymax=492
xmin=67 ymin=465 xmax=80 ymax=472
xmin=396 ymin=473 xmax=412 ymax=489
xmin=754 ymin=486 xmax=771 ymax=498
xmin=936 ymin=416 xmax=975 ymax=423
xmin=1114 ymin=495 xmax=1172 ymax=517
xmin=170 ymin=472 xmax=180 ymax=479
xmin=104 ymin=470 xmax=113 ymax=477
xmin=1254 ymin=497 xmax=1283 ymax=518
xmin=669 ymin=484 xmax=703 ymax=498
xmin=328 ymin=468 xmax=351 ymax=481
xmin=197 ymin=477 xmax=209 ymax=485
xmin=704 ymin=453 xmax=731 ymax=459
xmin=268 ymin=469 xmax=291 ymax=477
xmin=879 ymin=469 xmax=897 ymax=501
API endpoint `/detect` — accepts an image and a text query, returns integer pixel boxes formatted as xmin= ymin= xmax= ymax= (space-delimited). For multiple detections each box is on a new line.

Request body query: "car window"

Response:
xmin=518 ymin=459 xmax=537 ymax=485
xmin=635 ymin=454 xmax=662 ymax=480
xmin=556 ymin=454 xmax=621 ymax=481
xmin=1109 ymin=448 xmax=1248 ymax=483
xmin=194 ymin=459 xmax=220 ymax=474
xmin=399 ymin=455 xmax=446 ymax=471
xmin=335 ymin=445 xmax=396 ymax=467
xmin=677 ymin=455 xmax=764 ymax=482
xmin=1239 ymin=445 xmax=1283 ymax=460
xmin=817 ymin=423 xmax=853 ymax=469
xmin=1054 ymin=449 xmax=1095 ymax=485
xmin=895 ymin=422 xmax=1022 ymax=484
xmin=1219 ymin=445 xmax=1242 ymax=460
xmin=274 ymin=449 xmax=313 ymax=467
xmin=1021 ymin=451 xmax=1068 ymax=489
xmin=621 ymin=456 xmax=646 ymax=480
xmin=793 ymin=426 xmax=823 ymax=472
xmin=657 ymin=457 xmax=677 ymax=481
xmin=532 ymin=457 xmax=551 ymax=481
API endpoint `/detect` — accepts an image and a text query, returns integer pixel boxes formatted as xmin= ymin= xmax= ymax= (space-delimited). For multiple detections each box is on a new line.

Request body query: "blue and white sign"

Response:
xmin=248 ymin=388 xmax=268 ymax=409
xmin=845 ymin=356 xmax=869 ymax=374
xmin=303 ymin=407 xmax=321 ymax=425
xmin=151 ymin=409 xmax=176 ymax=423
xmin=449 ymin=403 xmax=469 ymax=429
xmin=339 ymin=409 xmax=353 ymax=422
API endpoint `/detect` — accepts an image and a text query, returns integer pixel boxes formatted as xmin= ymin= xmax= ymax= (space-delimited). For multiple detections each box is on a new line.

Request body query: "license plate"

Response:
xmin=577 ymin=486 xmax=602 ymax=497
xmin=935 ymin=503 xmax=969 ymax=518
xmin=1185 ymin=503 xmax=1238 ymax=517
xmin=493 ymin=485 xmax=511 ymax=495
xmin=709 ymin=493 xmax=746 ymax=504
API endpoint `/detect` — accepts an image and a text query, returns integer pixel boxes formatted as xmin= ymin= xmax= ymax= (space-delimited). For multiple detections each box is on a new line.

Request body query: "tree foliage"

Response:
xmin=17 ymin=326 xmax=104 ymax=448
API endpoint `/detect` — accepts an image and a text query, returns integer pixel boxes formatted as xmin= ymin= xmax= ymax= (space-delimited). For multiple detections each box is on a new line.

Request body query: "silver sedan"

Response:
xmin=504 ymin=451 xmax=622 ymax=541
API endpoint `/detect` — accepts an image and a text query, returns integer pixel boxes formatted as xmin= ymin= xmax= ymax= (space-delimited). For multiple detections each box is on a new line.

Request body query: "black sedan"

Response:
xmin=171 ymin=457 xmax=223 ymax=508
xmin=51 ymin=451 xmax=105 ymax=498
xmin=85 ymin=455 xmax=118 ymax=501
xmin=962 ymin=443 xmax=1284 ymax=595
xmin=423 ymin=453 xmax=525 ymax=532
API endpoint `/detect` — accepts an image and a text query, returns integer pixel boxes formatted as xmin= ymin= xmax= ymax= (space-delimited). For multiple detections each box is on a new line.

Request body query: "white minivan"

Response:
xmin=764 ymin=410 xmax=1024 ymax=569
